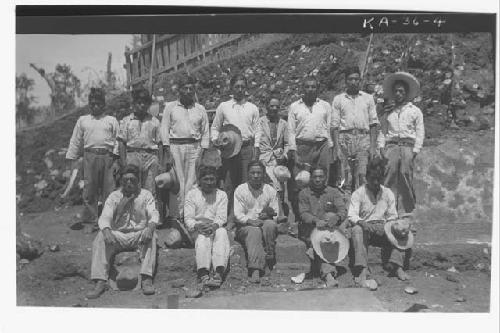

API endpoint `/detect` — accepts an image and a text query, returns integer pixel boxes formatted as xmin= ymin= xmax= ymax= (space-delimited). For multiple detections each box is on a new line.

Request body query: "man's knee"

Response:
xmin=351 ymin=224 xmax=363 ymax=235
xmin=214 ymin=227 xmax=228 ymax=239
xmin=262 ymin=220 xmax=277 ymax=232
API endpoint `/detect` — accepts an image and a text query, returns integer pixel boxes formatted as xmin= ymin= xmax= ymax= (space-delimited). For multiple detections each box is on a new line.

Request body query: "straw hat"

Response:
xmin=383 ymin=72 xmax=420 ymax=101
xmin=384 ymin=218 xmax=414 ymax=250
xmin=273 ymin=165 xmax=291 ymax=183
xmin=295 ymin=170 xmax=311 ymax=188
xmin=310 ymin=228 xmax=349 ymax=264
xmin=155 ymin=168 xmax=180 ymax=194
xmin=215 ymin=124 xmax=243 ymax=159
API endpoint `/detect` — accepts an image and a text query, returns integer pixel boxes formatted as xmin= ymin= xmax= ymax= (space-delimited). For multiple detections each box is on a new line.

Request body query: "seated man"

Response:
xmin=184 ymin=165 xmax=230 ymax=288
xmin=298 ymin=166 xmax=347 ymax=287
xmin=234 ymin=160 xmax=283 ymax=283
xmin=87 ymin=164 xmax=159 ymax=299
xmin=348 ymin=157 xmax=412 ymax=285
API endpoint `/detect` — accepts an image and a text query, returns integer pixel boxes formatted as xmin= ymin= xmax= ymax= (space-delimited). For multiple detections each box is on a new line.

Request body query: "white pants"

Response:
xmin=195 ymin=228 xmax=230 ymax=270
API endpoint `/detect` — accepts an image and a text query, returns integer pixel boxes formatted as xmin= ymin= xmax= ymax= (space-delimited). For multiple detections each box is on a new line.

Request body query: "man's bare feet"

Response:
xmin=325 ymin=273 xmax=339 ymax=288
xmin=354 ymin=267 xmax=368 ymax=285
xmin=396 ymin=267 xmax=410 ymax=281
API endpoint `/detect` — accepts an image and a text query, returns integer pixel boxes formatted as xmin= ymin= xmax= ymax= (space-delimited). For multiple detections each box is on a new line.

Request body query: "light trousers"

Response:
xmin=194 ymin=228 xmax=230 ymax=270
xmin=90 ymin=229 xmax=157 ymax=281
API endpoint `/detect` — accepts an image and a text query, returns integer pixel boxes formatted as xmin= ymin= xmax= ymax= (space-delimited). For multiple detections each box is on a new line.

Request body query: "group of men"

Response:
xmin=65 ymin=65 xmax=424 ymax=299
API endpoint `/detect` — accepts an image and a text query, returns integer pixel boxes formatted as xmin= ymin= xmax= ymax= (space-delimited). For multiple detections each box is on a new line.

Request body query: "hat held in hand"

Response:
xmin=311 ymin=229 xmax=349 ymax=264
xmin=273 ymin=165 xmax=291 ymax=183
xmin=214 ymin=124 xmax=242 ymax=159
xmin=384 ymin=217 xmax=414 ymax=250
xmin=155 ymin=168 xmax=180 ymax=194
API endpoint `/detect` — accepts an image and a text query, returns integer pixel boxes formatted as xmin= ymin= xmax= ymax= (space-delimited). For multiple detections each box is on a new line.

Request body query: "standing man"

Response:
xmin=287 ymin=75 xmax=333 ymax=227
xmin=348 ymin=158 xmax=411 ymax=284
xmin=161 ymin=74 xmax=210 ymax=219
xmin=379 ymin=72 xmax=424 ymax=214
xmin=86 ymin=164 xmax=159 ymax=299
xmin=118 ymin=87 xmax=162 ymax=197
xmin=331 ymin=66 xmax=379 ymax=192
xmin=234 ymin=161 xmax=281 ymax=283
xmin=298 ymin=166 xmax=347 ymax=287
xmin=184 ymin=165 xmax=230 ymax=287
xmin=211 ymin=74 xmax=261 ymax=219
xmin=258 ymin=93 xmax=289 ymax=215
xmin=66 ymin=87 xmax=119 ymax=232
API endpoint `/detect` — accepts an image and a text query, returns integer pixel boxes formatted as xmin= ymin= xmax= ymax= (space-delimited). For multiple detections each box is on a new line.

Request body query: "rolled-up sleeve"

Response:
xmin=184 ymin=190 xmax=197 ymax=230
xmin=210 ymin=104 xmax=224 ymax=143
xmin=66 ymin=117 xmax=83 ymax=160
xmin=214 ymin=191 xmax=228 ymax=227
xmin=200 ymin=106 xmax=210 ymax=149
xmin=160 ymin=103 xmax=171 ymax=146
xmin=413 ymin=107 xmax=425 ymax=154
xmin=145 ymin=191 xmax=159 ymax=225
xmin=234 ymin=186 xmax=250 ymax=225
xmin=367 ymin=96 xmax=379 ymax=126
xmin=287 ymin=106 xmax=297 ymax=151
xmin=98 ymin=192 xmax=118 ymax=230
xmin=385 ymin=190 xmax=399 ymax=221
xmin=347 ymin=190 xmax=362 ymax=224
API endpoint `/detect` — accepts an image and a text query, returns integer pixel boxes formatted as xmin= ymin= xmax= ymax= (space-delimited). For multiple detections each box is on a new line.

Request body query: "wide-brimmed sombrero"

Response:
xmin=384 ymin=218 xmax=414 ymax=250
xmin=383 ymin=72 xmax=420 ymax=101
xmin=311 ymin=228 xmax=349 ymax=264
xmin=215 ymin=124 xmax=243 ymax=159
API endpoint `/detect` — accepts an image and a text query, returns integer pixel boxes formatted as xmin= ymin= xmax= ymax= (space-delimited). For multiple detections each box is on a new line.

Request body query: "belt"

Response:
xmin=386 ymin=138 xmax=415 ymax=147
xmin=339 ymin=129 xmax=369 ymax=135
xmin=170 ymin=138 xmax=199 ymax=144
xmin=242 ymin=139 xmax=254 ymax=147
xmin=84 ymin=147 xmax=111 ymax=155
xmin=296 ymin=138 xmax=327 ymax=145
xmin=126 ymin=147 xmax=158 ymax=153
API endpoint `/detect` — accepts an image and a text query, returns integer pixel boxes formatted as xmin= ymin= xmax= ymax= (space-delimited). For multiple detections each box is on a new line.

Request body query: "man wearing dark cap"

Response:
xmin=66 ymin=88 xmax=119 ymax=232
xmin=160 ymin=74 xmax=210 ymax=219
xmin=331 ymin=66 xmax=380 ymax=192
xmin=87 ymin=164 xmax=159 ymax=299
xmin=117 ymin=87 xmax=162 ymax=197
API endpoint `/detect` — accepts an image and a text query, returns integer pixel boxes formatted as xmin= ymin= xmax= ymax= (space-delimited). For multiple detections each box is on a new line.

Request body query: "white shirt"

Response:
xmin=378 ymin=102 xmax=425 ymax=153
xmin=210 ymin=99 xmax=261 ymax=147
xmin=331 ymin=91 xmax=379 ymax=131
xmin=184 ymin=187 xmax=228 ymax=230
xmin=234 ymin=183 xmax=279 ymax=225
xmin=287 ymin=98 xmax=333 ymax=150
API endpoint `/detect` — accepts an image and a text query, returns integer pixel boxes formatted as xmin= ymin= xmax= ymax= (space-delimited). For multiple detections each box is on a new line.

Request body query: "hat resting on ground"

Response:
xmin=215 ymin=124 xmax=243 ymax=159
xmin=155 ymin=168 xmax=180 ymax=194
xmin=310 ymin=228 xmax=349 ymax=264
xmin=384 ymin=218 xmax=415 ymax=250
xmin=383 ymin=72 xmax=420 ymax=102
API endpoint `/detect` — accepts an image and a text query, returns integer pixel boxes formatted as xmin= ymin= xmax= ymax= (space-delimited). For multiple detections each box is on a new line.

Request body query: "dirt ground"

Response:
xmin=16 ymin=205 xmax=491 ymax=312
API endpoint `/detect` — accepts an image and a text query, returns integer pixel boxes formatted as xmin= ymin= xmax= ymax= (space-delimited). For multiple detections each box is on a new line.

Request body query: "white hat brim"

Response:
xmin=311 ymin=229 xmax=349 ymax=264
xmin=384 ymin=221 xmax=414 ymax=250
xmin=383 ymin=72 xmax=420 ymax=101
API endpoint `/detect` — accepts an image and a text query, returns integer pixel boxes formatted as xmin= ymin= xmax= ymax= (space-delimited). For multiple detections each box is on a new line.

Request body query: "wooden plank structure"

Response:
xmin=124 ymin=34 xmax=245 ymax=88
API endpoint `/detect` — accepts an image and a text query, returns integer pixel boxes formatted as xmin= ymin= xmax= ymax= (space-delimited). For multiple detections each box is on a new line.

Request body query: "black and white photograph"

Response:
xmin=6 ymin=2 xmax=499 ymax=330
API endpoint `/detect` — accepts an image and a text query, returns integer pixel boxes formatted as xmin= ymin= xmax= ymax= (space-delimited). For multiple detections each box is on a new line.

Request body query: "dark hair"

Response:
xmin=393 ymin=79 xmax=409 ymax=93
xmin=344 ymin=66 xmax=361 ymax=78
xmin=310 ymin=165 xmax=328 ymax=176
xmin=121 ymin=164 xmax=141 ymax=180
xmin=198 ymin=165 xmax=217 ymax=180
xmin=303 ymin=75 xmax=319 ymax=86
xmin=230 ymin=73 xmax=248 ymax=87
xmin=266 ymin=91 xmax=281 ymax=105
xmin=131 ymin=87 xmax=152 ymax=105
xmin=176 ymin=73 xmax=197 ymax=88
xmin=366 ymin=157 xmax=386 ymax=181
xmin=88 ymin=87 xmax=105 ymax=104
xmin=247 ymin=160 xmax=266 ymax=173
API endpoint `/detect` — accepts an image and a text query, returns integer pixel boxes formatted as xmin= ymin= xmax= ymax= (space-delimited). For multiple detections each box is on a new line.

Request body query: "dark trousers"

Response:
xmin=82 ymin=152 xmax=115 ymax=223
xmin=288 ymin=140 xmax=331 ymax=222
xmin=235 ymin=220 xmax=278 ymax=271
xmin=220 ymin=143 xmax=254 ymax=226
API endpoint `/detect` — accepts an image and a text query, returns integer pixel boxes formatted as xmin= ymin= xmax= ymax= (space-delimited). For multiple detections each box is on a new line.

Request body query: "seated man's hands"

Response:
xmin=102 ymin=228 xmax=117 ymax=245
xmin=140 ymin=223 xmax=156 ymax=244
xmin=247 ymin=219 xmax=264 ymax=228
xmin=195 ymin=221 xmax=219 ymax=236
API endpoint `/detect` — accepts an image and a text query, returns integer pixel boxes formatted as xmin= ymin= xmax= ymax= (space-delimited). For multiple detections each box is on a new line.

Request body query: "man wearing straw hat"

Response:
xmin=348 ymin=158 xmax=413 ymax=285
xmin=298 ymin=165 xmax=347 ymax=287
xmin=160 ymin=74 xmax=210 ymax=219
xmin=379 ymin=72 xmax=425 ymax=214
xmin=331 ymin=66 xmax=380 ymax=192
xmin=287 ymin=75 xmax=334 ymax=225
